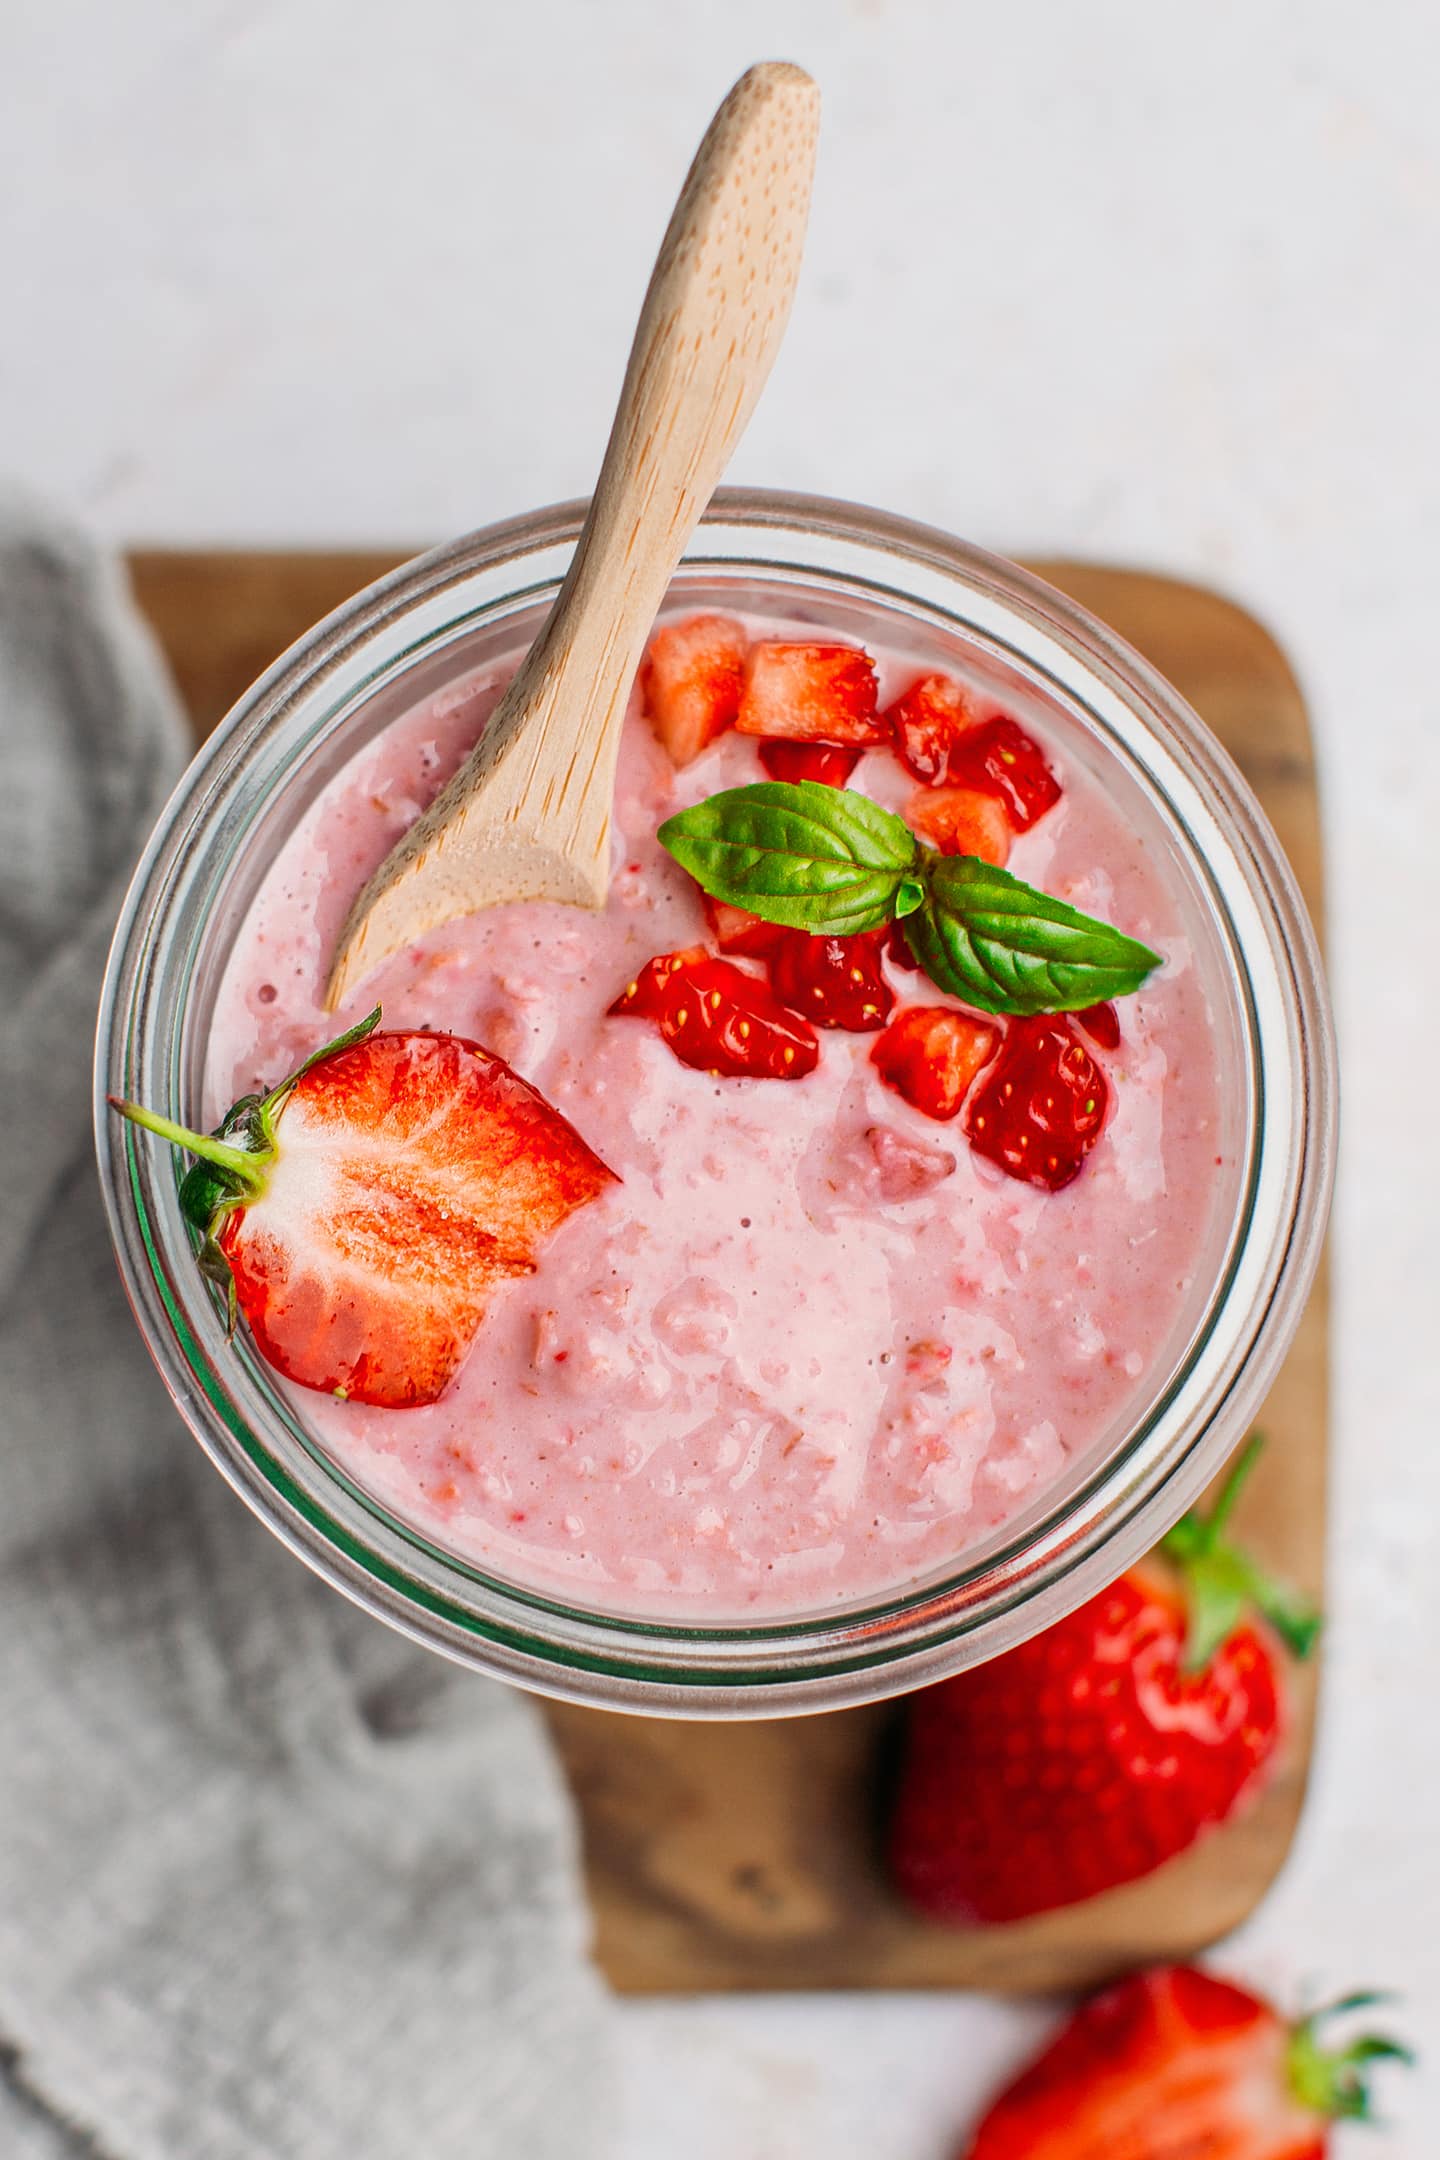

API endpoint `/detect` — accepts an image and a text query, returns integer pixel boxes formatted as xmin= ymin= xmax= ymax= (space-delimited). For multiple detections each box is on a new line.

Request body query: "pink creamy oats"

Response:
xmin=206 ymin=625 xmax=1224 ymax=1618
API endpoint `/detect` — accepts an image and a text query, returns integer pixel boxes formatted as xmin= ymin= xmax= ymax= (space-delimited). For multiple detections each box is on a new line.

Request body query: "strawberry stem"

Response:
xmin=1288 ymin=1994 xmax=1412 ymax=2122
xmin=1160 ymin=1432 xmax=1321 ymax=1672
xmin=108 ymin=1099 xmax=265 ymax=1188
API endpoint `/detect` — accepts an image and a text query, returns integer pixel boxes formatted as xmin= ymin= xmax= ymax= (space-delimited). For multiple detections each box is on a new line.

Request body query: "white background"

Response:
xmin=3 ymin=1 xmax=1436 ymax=2150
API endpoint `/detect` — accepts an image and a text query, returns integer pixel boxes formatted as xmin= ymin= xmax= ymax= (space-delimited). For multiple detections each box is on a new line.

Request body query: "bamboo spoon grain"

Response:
xmin=325 ymin=61 xmax=820 ymax=1011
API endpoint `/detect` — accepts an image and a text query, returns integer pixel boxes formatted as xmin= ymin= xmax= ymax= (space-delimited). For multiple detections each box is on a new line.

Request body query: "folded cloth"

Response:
xmin=0 ymin=497 xmax=614 ymax=2160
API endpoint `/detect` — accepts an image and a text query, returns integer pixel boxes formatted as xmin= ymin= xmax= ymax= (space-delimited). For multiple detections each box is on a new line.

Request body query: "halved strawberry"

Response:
xmin=960 ymin=1965 xmax=1407 ymax=2159
xmin=885 ymin=671 xmax=978 ymax=785
xmin=735 ymin=640 xmax=885 ymax=747
xmin=607 ymin=944 xmax=706 ymax=1019
xmin=963 ymin=1016 xmax=1107 ymax=1190
xmin=768 ymin=928 xmax=894 ymax=1032
xmin=110 ymin=1014 xmax=616 ymax=1408
xmin=947 ymin=715 xmax=1061 ymax=830
xmin=871 ymin=1005 xmax=1000 ymax=1122
xmin=757 ymin=739 xmax=863 ymax=788
xmin=1076 ymin=1000 xmax=1121 ymax=1051
xmin=906 ymin=785 xmax=1012 ymax=864
xmin=610 ymin=948 xmax=818 ymax=1080
xmin=701 ymin=894 xmax=785 ymax=959
xmin=641 ymin=612 xmax=747 ymax=766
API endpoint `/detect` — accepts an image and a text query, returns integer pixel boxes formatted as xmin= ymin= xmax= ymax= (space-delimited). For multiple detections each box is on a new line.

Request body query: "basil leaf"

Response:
xmin=658 ymin=782 xmax=918 ymax=936
xmin=904 ymin=855 xmax=1163 ymax=1016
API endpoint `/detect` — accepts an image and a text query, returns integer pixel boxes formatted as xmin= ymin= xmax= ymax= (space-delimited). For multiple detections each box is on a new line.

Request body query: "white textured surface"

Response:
xmin=3 ymin=0 xmax=1436 ymax=2149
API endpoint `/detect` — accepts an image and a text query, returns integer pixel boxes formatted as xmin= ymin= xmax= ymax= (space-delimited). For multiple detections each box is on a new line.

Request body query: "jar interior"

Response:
xmin=174 ymin=559 xmax=1257 ymax=1631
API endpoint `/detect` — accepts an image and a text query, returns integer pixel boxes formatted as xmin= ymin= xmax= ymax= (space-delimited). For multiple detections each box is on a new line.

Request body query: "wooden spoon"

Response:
xmin=325 ymin=61 xmax=820 ymax=1010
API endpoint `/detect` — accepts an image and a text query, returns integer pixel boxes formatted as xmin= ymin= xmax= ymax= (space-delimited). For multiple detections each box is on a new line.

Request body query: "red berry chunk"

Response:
xmin=1076 ymin=1000 xmax=1122 ymax=1051
xmin=871 ymin=1005 xmax=1000 ymax=1122
xmin=906 ymin=785 xmax=1012 ymax=865
xmin=963 ymin=1016 xmax=1108 ymax=1189
xmin=702 ymin=894 xmax=784 ymax=958
xmin=768 ymin=929 xmax=895 ymax=1033
xmin=608 ymin=945 xmax=705 ymax=1020
xmin=736 ymin=641 xmax=885 ymax=747
xmin=610 ymin=949 xmax=818 ymax=1081
xmin=885 ymin=671 xmax=977 ymax=785
xmin=757 ymin=739 xmax=863 ymax=788
xmin=947 ymin=716 xmax=1061 ymax=831
xmin=887 ymin=920 xmax=923 ymax=972
xmin=641 ymin=613 xmax=747 ymax=767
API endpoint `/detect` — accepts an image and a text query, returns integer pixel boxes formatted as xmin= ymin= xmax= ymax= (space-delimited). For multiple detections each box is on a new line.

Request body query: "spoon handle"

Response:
xmin=324 ymin=64 xmax=818 ymax=1009
xmin=470 ymin=61 xmax=820 ymax=841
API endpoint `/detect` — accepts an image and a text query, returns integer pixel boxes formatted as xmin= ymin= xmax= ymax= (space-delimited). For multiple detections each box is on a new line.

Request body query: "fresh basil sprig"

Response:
xmin=657 ymin=782 xmax=1162 ymax=1018
xmin=657 ymin=780 xmax=926 ymax=937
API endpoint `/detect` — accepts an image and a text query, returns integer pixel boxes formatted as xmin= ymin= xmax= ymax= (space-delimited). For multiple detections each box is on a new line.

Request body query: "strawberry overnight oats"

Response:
xmin=198 ymin=606 xmax=1228 ymax=1621
xmin=99 ymin=502 xmax=1333 ymax=1704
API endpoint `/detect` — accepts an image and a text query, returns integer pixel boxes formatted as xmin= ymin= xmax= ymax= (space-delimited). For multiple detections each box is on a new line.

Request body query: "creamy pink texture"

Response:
xmin=207 ymin=629 xmax=1225 ymax=1618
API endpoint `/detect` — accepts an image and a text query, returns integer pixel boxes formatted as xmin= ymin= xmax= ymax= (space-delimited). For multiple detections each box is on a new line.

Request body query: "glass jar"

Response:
xmin=95 ymin=492 xmax=1334 ymax=1715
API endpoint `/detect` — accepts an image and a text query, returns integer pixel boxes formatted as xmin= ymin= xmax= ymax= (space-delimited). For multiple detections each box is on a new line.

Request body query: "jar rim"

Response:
xmin=94 ymin=490 xmax=1335 ymax=1715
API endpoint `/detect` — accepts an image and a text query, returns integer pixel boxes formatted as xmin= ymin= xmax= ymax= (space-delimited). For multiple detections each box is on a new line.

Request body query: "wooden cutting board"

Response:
xmin=128 ymin=549 xmax=1327 ymax=1996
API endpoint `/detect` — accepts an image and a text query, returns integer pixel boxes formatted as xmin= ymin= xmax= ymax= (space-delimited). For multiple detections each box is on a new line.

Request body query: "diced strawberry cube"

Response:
xmin=768 ymin=928 xmax=894 ymax=1032
xmin=702 ymin=894 xmax=784 ymax=958
xmin=963 ymin=1016 xmax=1108 ymax=1190
xmin=947 ymin=716 xmax=1061 ymax=831
xmin=757 ymin=739 xmax=863 ymax=788
xmin=871 ymin=1005 xmax=1000 ymax=1122
xmin=864 ymin=1124 xmax=957 ymax=1201
xmin=641 ymin=613 xmax=747 ymax=767
xmin=609 ymin=949 xmax=819 ymax=1081
xmin=736 ymin=641 xmax=885 ymax=747
xmin=885 ymin=672 xmax=977 ymax=786
xmin=906 ymin=786 xmax=1012 ymax=864
xmin=1076 ymin=1000 xmax=1121 ymax=1051
xmin=608 ymin=945 xmax=708 ymax=1020
xmin=887 ymin=920 xmax=922 ymax=972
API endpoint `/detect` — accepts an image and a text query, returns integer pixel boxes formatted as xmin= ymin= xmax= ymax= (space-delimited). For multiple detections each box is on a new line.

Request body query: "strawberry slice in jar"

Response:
xmin=962 ymin=1015 xmax=1108 ymax=1189
xmin=610 ymin=948 xmax=819 ymax=1080
xmin=736 ymin=640 xmax=886 ymax=747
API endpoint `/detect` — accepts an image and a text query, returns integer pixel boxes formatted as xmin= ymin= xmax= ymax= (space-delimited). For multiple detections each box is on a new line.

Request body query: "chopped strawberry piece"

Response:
xmin=1076 ymin=1000 xmax=1121 ymax=1050
xmin=735 ymin=641 xmax=885 ymax=747
xmin=871 ymin=1006 xmax=1000 ymax=1122
xmin=887 ymin=920 xmax=922 ymax=972
xmin=885 ymin=671 xmax=977 ymax=785
xmin=641 ymin=613 xmax=747 ymax=767
xmin=610 ymin=949 xmax=818 ymax=1081
xmin=701 ymin=895 xmax=784 ymax=958
xmin=959 ymin=1966 xmax=1358 ymax=2158
xmin=865 ymin=1124 xmax=957 ymax=1202
xmin=946 ymin=715 xmax=1061 ymax=830
xmin=757 ymin=739 xmax=863 ymax=788
xmin=608 ymin=945 xmax=708 ymax=1020
xmin=962 ymin=1016 xmax=1107 ymax=1190
xmin=219 ymin=1033 xmax=615 ymax=1408
xmin=906 ymin=785 xmax=1012 ymax=864
xmin=768 ymin=928 xmax=895 ymax=1033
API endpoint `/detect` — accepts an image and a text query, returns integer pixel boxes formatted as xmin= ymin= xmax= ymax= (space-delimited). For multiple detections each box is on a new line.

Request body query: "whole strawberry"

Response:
xmin=960 ymin=1965 xmax=1407 ymax=2159
xmin=110 ymin=1009 xmax=616 ymax=1408
xmin=889 ymin=1436 xmax=1319 ymax=1923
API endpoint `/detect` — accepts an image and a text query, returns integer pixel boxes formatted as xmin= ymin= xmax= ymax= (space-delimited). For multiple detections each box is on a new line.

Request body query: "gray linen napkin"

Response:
xmin=0 ymin=497 xmax=614 ymax=2160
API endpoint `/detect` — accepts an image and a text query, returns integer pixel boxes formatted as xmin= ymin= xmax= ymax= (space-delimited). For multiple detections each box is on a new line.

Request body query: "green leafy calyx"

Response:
xmin=657 ymin=783 xmax=1162 ymax=1016
xmin=1160 ymin=1432 xmax=1322 ymax=1672
xmin=1287 ymin=1992 xmax=1412 ymax=2122
xmin=109 ymin=1007 xmax=382 ymax=1330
